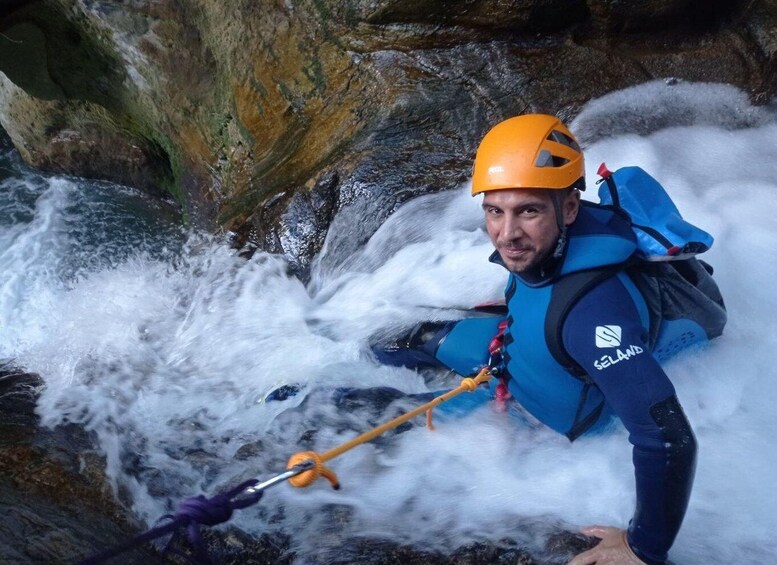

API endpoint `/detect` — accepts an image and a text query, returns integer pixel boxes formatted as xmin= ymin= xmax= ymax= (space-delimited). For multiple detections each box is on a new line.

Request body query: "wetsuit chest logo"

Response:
xmin=595 ymin=325 xmax=622 ymax=347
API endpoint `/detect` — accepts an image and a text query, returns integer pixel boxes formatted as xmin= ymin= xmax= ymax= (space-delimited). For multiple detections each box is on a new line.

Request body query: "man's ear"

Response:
xmin=563 ymin=190 xmax=581 ymax=225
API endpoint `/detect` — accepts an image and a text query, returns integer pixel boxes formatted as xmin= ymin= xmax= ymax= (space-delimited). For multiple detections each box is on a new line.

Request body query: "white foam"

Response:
xmin=2 ymin=82 xmax=777 ymax=562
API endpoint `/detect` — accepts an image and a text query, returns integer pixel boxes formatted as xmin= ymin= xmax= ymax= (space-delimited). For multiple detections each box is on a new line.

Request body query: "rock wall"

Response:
xmin=1 ymin=0 xmax=776 ymax=271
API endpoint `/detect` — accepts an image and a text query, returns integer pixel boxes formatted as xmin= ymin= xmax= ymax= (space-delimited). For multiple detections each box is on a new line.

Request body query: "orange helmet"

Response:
xmin=471 ymin=114 xmax=584 ymax=195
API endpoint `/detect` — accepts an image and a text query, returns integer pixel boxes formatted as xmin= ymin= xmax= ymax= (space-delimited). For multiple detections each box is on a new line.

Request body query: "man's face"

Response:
xmin=482 ymin=188 xmax=580 ymax=273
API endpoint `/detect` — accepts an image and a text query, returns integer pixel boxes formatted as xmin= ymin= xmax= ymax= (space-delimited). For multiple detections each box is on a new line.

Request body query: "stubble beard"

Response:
xmin=497 ymin=240 xmax=555 ymax=274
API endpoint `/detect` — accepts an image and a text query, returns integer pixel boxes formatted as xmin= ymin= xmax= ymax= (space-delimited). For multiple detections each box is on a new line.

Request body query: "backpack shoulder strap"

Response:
xmin=544 ymin=266 xmax=623 ymax=380
xmin=545 ymin=265 xmax=625 ymax=442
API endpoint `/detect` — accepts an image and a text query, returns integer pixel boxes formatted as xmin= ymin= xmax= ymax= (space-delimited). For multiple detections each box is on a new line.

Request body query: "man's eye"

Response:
xmin=487 ymin=207 xmax=502 ymax=215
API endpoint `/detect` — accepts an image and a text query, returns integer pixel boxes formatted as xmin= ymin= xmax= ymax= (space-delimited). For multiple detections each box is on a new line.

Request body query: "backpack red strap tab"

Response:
xmin=597 ymin=162 xmax=613 ymax=179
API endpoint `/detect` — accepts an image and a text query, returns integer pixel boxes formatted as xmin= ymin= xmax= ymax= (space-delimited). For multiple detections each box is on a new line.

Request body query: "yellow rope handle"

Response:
xmin=286 ymin=366 xmax=494 ymax=489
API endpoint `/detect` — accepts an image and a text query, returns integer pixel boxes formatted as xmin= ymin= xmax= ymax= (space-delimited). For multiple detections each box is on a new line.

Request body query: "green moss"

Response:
xmin=302 ymin=54 xmax=327 ymax=97
xmin=310 ymin=0 xmax=346 ymax=49
xmin=250 ymin=77 xmax=268 ymax=98
xmin=311 ymin=0 xmax=333 ymax=22
xmin=213 ymin=112 xmax=232 ymax=142
xmin=276 ymin=80 xmax=295 ymax=104
xmin=119 ymin=113 xmax=186 ymax=217
xmin=151 ymin=133 xmax=185 ymax=209
xmin=245 ymin=78 xmax=267 ymax=116
xmin=342 ymin=2 xmax=360 ymax=28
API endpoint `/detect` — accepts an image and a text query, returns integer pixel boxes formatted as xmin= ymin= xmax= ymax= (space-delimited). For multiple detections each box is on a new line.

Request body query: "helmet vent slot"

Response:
xmin=535 ymin=149 xmax=569 ymax=168
xmin=547 ymin=130 xmax=581 ymax=152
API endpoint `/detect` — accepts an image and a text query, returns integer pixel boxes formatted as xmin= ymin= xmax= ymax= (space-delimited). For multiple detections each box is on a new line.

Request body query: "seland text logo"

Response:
xmin=594 ymin=325 xmax=644 ymax=370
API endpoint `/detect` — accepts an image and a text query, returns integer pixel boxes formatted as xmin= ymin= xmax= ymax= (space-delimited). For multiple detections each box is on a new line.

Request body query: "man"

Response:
xmin=472 ymin=114 xmax=703 ymax=565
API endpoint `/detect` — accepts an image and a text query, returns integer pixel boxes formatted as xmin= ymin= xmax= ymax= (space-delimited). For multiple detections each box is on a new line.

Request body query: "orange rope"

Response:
xmin=286 ymin=366 xmax=494 ymax=489
xmin=286 ymin=450 xmax=340 ymax=489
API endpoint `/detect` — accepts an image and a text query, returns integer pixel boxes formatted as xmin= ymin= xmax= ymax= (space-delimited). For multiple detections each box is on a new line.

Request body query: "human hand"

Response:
xmin=567 ymin=526 xmax=647 ymax=565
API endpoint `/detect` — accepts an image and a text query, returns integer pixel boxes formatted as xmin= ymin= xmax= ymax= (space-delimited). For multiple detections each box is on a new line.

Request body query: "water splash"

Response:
xmin=2 ymin=82 xmax=777 ymax=562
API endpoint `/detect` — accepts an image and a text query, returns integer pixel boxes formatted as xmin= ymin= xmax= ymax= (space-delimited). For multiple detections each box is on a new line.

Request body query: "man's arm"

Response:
xmin=561 ymin=275 xmax=697 ymax=565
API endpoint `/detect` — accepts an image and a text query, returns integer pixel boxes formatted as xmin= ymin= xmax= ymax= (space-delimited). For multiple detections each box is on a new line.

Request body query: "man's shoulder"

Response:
xmin=562 ymin=273 xmax=644 ymax=334
xmin=560 ymin=272 xmax=656 ymax=377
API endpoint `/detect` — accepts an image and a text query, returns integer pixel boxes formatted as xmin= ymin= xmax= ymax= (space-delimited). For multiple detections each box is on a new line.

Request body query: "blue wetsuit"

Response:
xmin=495 ymin=205 xmax=697 ymax=565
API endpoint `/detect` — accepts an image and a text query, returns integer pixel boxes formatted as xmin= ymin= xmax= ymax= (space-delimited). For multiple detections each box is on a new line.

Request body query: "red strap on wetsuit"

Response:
xmin=488 ymin=320 xmax=512 ymax=412
xmin=488 ymin=320 xmax=509 ymax=355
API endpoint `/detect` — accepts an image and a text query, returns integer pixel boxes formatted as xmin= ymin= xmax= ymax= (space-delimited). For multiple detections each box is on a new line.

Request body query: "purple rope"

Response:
xmin=76 ymin=479 xmax=263 ymax=565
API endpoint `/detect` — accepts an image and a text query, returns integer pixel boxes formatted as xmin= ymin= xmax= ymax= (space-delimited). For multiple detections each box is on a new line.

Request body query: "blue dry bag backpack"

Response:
xmin=593 ymin=163 xmax=727 ymax=360
xmin=597 ymin=164 xmax=714 ymax=261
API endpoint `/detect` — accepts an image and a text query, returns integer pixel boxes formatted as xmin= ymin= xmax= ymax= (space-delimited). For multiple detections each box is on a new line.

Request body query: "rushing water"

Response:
xmin=3 ymin=82 xmax=777 ymax=563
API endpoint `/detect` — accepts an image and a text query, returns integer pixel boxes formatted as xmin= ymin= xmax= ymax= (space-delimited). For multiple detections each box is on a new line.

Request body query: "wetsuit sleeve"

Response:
xmin=561 ymin=275 xmax=697 ymax=565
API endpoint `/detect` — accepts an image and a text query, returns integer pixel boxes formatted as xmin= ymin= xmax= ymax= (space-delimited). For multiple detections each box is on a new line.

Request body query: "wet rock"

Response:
xmin=743 ymin=0 xmax=777 ymax=102
xmin=0 ymin=82 xmax=176 ymax=199
xmin=234 ymin=439 xmax=266 ymax=461
xmin=354 ymin=0 xmax=589 ymax=32
xmin=585 ymin=0 xmax=746 ymax=33
xmin=544 ymin=529 xmax=596 ymax=558
xmin=0 ymin=361 xmax=43 ymax=429
xmin=167 ymin=528 xmax=295 ymax=565
xmin=0 ymin=3 xmax=177 ymax=200
xmin=167 ymin=524 xmax=585 ymax=565
xmin=2 ymin=1 xmax=777 ymax=268
xmin=298 ymin=532 xmax=585 ymax=564
xmin=243 ymin=169 xmax=341 ymax=276
xmin=0 ymin=362 xmax=164 ymax=563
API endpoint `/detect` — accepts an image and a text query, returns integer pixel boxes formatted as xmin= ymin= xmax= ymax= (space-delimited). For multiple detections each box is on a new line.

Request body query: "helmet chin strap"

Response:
xmin=532 ymin=190 xmax=573 ymax=280
xmin=552 ymin=225 xmax=568 ymax=258
xmin=551 ymin=192 xmax=568 ymax=259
